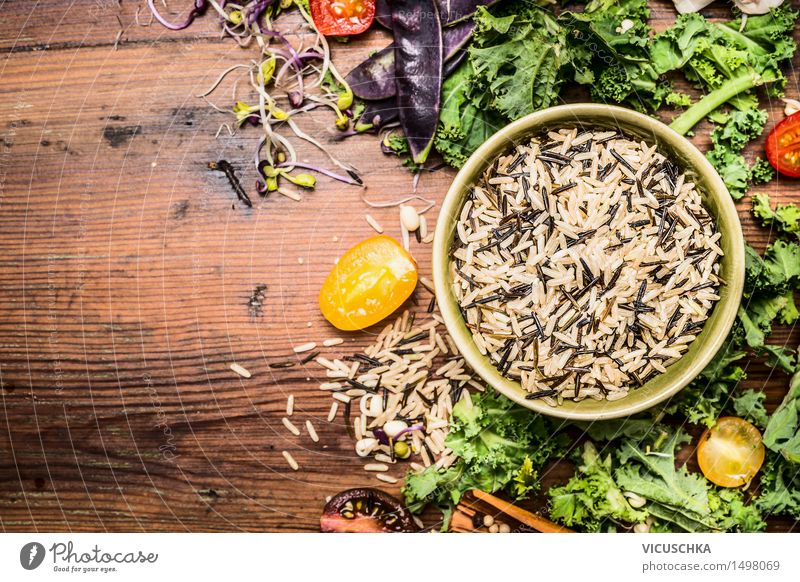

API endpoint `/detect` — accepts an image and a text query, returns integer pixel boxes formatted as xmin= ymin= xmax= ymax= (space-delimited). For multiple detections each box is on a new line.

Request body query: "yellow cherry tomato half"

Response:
xmin=319 ymin=235 xmax=418 ymax=331
xmin=697 ymin=417 xmax=765 ymax=488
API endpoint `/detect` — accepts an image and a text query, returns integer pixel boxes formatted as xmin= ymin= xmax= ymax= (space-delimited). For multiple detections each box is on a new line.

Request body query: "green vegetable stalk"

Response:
xmin=669 ymin=73 xmax=767 ymax=136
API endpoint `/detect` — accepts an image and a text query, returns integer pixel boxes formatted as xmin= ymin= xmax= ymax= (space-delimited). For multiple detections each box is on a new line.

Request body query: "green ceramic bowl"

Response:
xmin=433 ymin=104 xmax=744 ymax=420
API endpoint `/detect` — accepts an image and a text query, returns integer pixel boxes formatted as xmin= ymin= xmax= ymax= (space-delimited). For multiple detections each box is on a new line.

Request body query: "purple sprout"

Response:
xmin=371 ymin=423 xmax=425 ymax=446
xmin=148 ymin=0 xmax=208 ymax=31
xmin=288 ymin=91 xmax=304 ymax=108
xmin=255 ymin=180 xmax=270 ymax=196
xmin=245 ymin=0 xmax=279 ymax=26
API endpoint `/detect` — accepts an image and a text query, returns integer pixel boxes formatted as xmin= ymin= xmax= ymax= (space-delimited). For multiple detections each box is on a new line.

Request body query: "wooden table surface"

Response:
xmin=0 ymin=0 xmax=798 ymax=532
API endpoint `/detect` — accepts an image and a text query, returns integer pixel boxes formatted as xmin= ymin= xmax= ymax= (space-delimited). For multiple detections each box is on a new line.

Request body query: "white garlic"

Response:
xmin=782 ymin=98 xmax=800 ymax=117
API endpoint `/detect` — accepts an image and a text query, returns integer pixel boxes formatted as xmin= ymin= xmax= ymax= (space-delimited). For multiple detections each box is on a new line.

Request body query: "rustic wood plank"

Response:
xmin=0 ymin=0 xmax=798 ymax=532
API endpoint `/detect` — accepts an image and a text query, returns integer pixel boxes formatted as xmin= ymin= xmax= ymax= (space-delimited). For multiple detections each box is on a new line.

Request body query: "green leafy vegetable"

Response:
xmin=560 ymin=0 xmax=669 ymax=111
xmin=665 ymin=7 xmax=798 ymax=135
xmin=402 ymin=391 xmax=566 ymax=527
xmin=764 ymin=344 xmax=797 ymax=375
xmin=705 ymin=146 xmax=752 ymax=200
xmin=763 ymin=363 xmax=800 ymax=463
xmin=549 ymin=441 xmax=647 ymax=532
xmin=616 ymin=428 xmax=709 ymax=516
xmin=469 ymin=5 xmax=567 ymax=121
xmin=731 ymin=389 xmax=769 ymax=429
xmin=750 ymin=159 xmax=776 ymax=185
xmin=573 ymin=417 xmax=657 ymax=442
xmin=756 ymin=358 xmax=800 ymax=520
xmin=550 ymin=427 xmax=764 ymax=532
xmin=430 ymin=3 xmax=797 ymax=170
xmin=705 ymin=108 xmax=768 ymax=199
xmin=712 ymin=109 xmax=769 ymax=151
xmin=753 ymin=193 xmax=800 ymax=238
xmin=615 ymin=427 xmax=764 ymax=532
xmin=434 ymin=61 xmax=506 ymax=167
xmin=757 ymin=452 xmax=800 ymax=520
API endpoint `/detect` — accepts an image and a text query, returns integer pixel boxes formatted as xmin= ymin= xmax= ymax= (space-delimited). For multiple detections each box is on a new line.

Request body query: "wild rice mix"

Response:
xmin=451 ymin=128 xmax=723 ymax=405
xmin=317 ymin=310 xmax=482 ymax=475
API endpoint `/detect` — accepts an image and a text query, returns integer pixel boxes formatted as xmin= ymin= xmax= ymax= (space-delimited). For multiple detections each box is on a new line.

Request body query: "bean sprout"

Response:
xmin=149 ymin=0 xmax=361 ymax=199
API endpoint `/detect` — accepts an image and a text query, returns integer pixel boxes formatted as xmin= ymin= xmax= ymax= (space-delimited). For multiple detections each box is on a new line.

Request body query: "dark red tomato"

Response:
xmin=766 ymin=111 xmax=800 ymax=178
xmin=310 ymin=0 xmax=375 ymax=36
xmin=320 ymin=488 xmax=418 ymax=533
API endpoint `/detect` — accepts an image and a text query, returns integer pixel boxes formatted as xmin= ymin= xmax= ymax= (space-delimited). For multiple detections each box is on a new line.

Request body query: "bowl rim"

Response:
xmin=432 ymin=103 xmax=745 ymax=420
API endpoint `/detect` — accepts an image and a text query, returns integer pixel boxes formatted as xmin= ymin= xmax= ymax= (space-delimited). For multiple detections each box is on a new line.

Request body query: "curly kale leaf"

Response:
xmin=562 ymin=0 xmax=667 ymax=110
xmin=469 ymin=5 xmax=567 ymax=120
xmin=616 ymin=427 xmax=764 ymax=532
xmin=549 ymin=441 xmax=647 ymax=532
xmin=757 ymin=452 xmax=800 ymax=520
xmin=763 ymin=365 xmax=800 ymax=464
xmin=731 ymin=389 xmax=769 ymax=429
xmin=753 ymin=193 xmax=800 ymax=238
xmin=756 ymin=354 xmax=800 ymax=520
xmin=617 ymin=428 xmax=710 ymax=516
xmin=705 ymin=108 xmax=769 ymax=199
xmin=402 ymin=391 xmax=567 ymax=524
xmin=434 ymin=60 xmax=506 ymax=167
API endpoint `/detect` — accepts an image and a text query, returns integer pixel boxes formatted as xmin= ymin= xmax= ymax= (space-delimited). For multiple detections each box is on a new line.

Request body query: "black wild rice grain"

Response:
xmin=209 ymin=160 xmax=252 ymax=207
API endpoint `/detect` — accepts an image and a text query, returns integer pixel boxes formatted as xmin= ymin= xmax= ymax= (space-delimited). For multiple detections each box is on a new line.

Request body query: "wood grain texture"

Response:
xmin=0 ymin=0 xmax=798 ymax=532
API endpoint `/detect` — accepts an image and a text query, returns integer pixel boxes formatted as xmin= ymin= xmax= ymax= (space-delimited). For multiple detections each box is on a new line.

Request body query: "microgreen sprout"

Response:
xmin=150 ymin=0 xmax=363 ymax=198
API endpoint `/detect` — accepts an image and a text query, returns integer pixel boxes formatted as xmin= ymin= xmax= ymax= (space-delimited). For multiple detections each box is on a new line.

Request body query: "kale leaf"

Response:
xmin=666 ymin=7 xmax=798 ymax=135
xmin=549 ymin=441 xmax=647 ymax=532
xmin=469 ymin=5 xmax=567 ymax=120
xmin=705 ymin=109 xmax=769 ymax=199
xmin=753 ymin=193 xmax=800 ymax=238
xmin=731 ymin=389 xmax=769 ymax=429
xmin=402 ymin=390 xmax=567 ymax=527
xmin=434 ymin=60 xmax=507 ymax=167
xmin=615 ymin=427 xmax=764 ymax=532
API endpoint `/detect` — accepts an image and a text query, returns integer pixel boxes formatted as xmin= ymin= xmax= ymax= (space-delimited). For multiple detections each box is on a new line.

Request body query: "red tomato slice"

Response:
xmin=310 ymin=0 xmax=375 ymax=36
xmin=766 ymin=111 xmax=800 ymax=178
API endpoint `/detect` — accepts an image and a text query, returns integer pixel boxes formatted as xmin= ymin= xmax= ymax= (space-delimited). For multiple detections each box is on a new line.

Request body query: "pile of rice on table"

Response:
xmin=450 ymin=128 xmax=723 ymax=406
xmin=316 ymin=309 xmax=483 ymax=480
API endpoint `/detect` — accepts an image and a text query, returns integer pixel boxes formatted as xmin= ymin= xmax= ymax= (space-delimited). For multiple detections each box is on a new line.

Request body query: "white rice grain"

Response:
xmin=230 ymin=363 xmax=251 ymax=378
xmin=293 ymin=342 xmax=317 ymax=353
xmin=282 ymin=450 xmax=299 ymax=471
xmin=305 ymin=420 xmax=319 ymax=443
xmin=282 ymin=417 xmax=301 ymax=436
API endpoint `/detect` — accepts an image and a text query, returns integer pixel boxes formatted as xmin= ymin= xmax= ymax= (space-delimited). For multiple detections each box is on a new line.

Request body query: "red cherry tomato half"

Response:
xmin=766 ymin=111 xmax=800 ymax=178
xmin=310 ymin=0 xmax=375 ymax=36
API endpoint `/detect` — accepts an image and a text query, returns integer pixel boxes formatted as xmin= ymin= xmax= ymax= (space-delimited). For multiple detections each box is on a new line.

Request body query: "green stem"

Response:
xmin=669 ymin=73 xmax=759 ymax=135
xmin=713 ymin=23 xmax=768 ymax=57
